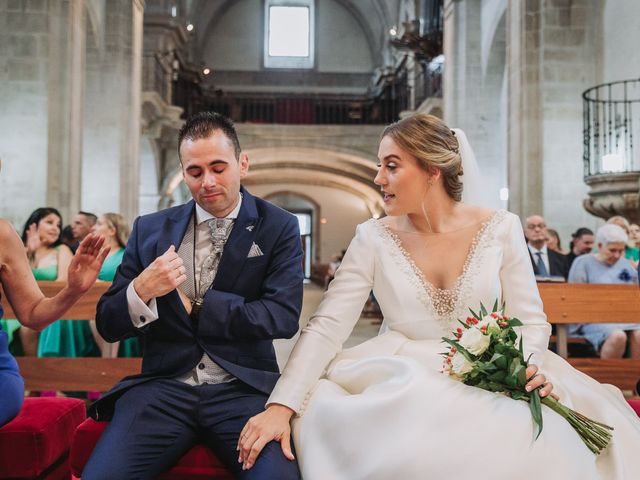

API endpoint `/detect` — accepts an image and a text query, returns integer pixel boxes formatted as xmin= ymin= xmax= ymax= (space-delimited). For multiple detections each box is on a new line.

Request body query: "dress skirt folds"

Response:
xmin=268 ymin=212 xmax=640 ymax=480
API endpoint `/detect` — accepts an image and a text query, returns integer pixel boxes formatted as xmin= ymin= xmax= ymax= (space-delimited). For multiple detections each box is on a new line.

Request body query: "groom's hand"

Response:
xmin=237 ymin=404 xmax=295 ymax=470
xmin=133 ymin=245 xmax=186 ymax=304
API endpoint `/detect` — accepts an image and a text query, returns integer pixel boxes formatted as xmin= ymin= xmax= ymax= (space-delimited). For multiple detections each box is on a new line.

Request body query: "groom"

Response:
xmin=83 ymin=112 xmax=303 ymax=479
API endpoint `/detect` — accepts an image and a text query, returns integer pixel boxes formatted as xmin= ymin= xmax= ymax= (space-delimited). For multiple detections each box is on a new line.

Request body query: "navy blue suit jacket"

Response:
xmin=89 ymin=188 xmax=304 ymax=421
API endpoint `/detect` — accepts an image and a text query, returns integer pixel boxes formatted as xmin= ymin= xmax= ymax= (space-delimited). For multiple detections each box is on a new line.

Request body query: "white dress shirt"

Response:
xmin=527 ymin=243 xmax=550 ymax=274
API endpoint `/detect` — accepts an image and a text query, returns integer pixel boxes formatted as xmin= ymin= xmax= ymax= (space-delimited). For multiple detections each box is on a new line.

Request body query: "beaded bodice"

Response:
xmin=373 ymin=210 xmax=508 ymax=330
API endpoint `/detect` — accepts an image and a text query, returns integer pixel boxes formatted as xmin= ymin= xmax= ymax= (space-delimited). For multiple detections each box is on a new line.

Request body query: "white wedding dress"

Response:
xmin=269 ymin=210 xmax=640 ymax=480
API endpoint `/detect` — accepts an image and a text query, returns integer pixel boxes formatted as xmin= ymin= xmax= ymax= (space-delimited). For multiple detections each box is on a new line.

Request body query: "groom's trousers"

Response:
xmin=82 ymin=378 xmax=300 ymax=480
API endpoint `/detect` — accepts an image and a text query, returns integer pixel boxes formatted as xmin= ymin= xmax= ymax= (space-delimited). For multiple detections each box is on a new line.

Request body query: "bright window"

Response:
xmin=264 ymin=1 xmax=314 ymax=69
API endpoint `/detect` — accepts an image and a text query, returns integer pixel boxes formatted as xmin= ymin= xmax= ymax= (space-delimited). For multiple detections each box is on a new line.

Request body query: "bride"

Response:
xmin=238 ymin=114 xmax=640 ymax=479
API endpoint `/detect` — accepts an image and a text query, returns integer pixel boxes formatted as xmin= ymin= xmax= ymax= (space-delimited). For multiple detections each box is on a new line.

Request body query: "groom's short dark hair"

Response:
xmin=178 ymin=111 xmax=241 ymax=160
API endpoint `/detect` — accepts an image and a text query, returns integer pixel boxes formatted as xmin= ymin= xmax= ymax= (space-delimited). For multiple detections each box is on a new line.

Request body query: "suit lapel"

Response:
xmin=156 ymin=201 xmax=195 ymax=257
xmin=213 ymin=188 xmax=260 ymax=291
xmin=156 ymin=201 xmax=194 ymax=323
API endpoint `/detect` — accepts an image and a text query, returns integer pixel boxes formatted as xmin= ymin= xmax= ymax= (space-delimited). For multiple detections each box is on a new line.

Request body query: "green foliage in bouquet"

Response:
xmin=441 ymin=300 xmax=613 ymax=455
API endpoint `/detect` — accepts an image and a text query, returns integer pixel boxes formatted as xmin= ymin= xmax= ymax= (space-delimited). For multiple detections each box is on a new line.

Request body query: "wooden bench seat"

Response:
xmin=538 ymin=283 xmax=640 ymax=392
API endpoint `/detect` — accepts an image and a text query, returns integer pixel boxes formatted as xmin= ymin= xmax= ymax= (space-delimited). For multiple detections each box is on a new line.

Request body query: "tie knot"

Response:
xmin=207 ymin=218 xmax=234 ymax=246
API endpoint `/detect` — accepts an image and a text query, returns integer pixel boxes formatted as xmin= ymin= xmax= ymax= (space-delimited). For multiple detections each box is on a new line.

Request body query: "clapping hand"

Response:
xmin=133 ymin=245 xmax=187 ymax=303
xmin=237 ymin=404 xmax=296 ymax=471
xmin=25 ymin=223 xmax=40 ymax=257
xmin=67 ymin=233 xmax=110 ymax=293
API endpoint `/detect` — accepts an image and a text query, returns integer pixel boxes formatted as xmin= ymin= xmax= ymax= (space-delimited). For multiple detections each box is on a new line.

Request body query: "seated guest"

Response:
xmin=0 ymin=218 xmax=107 ymax=425
xmin=566 ymin=227 xmax=594 ymax=269
xmin=1 ymin=208 xmax=79 ymax=356
xmin=72 ymin=211 xmax=97 ymax=243
xmin=15 ymin=209 xmax=100 ymax=359
xmin=568 ymin=224 xmax=640 ymax=359
xmin=524 ymin=214 xmax=568 ymax=280
xmin=607 ymin=215 xmax=639 ymax=266
xmin=61 ymin=225 xmax=77 ymax=253
xmin=630 ymin=223 xmax=640 ymax=249
xmin=88 ymin=213 xmax=139 ymax=358
xmin=546 ymin=228 xmax=567 ymax=254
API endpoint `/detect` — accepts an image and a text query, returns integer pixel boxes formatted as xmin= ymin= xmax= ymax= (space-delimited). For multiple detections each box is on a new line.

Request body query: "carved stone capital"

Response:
xmin=584 ymin=172 xmax=640 ymax=224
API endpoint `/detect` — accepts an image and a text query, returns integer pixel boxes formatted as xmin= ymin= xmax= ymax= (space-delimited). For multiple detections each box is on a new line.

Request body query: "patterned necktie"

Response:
xmin=535 ymin=251 xmax=549 ymax=276
xmin=197 ymin=218 xmax=234 ymax=299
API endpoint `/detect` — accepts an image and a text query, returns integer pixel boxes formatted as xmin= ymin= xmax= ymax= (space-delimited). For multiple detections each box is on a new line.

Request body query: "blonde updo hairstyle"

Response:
xmin=103 ymin=213 xmax=130 ymax=249
xmin=381 ymin=114 xmax=463 ymax=201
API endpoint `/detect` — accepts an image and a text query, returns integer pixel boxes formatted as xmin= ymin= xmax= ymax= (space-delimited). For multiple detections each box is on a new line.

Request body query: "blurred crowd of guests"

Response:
xmin=523 ymin=214 xmax=640 ymax=360
xmin=0 ymin=207 xmax=140 ymax=393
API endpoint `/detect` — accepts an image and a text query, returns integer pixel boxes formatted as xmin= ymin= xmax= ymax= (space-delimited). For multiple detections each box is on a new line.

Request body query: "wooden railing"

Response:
xmin=2 ymin=282 xmax=639 ymax=392
xmin=1 ymin=282 xmax=141 ymax=392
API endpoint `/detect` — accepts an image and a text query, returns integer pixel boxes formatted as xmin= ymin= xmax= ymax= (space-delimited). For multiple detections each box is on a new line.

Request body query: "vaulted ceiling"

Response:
xmin=185 ymin=0 xmax=398 ymax=67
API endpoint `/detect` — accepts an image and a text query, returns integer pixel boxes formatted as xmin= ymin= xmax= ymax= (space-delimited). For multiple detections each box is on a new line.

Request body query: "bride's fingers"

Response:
xmin=243 ymin=436 xmax=269 ymax=470
xmin=237 ymin=424 xmax=249 ymax=451
xmin=239 ymin=430 xmax=260 ymax=464
xmin=280 ymin=433 xmax=295 ymax=461
xmin=525 ymin=373 xmax=545 ymax=392
xmin=538 ymin=382 xmax=554 ymax=398
xmin=525 ymin=364 xmax=538 ymax=380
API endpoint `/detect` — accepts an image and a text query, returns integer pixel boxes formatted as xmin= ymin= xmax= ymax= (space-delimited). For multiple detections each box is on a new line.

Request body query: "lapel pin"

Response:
xmin=246 ymin=225 xmax=254 ymax=232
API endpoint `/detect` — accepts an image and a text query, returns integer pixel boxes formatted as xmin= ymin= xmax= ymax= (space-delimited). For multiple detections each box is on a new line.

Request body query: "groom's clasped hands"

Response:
xmin=237 ymin=403 xmax=296 ymax=471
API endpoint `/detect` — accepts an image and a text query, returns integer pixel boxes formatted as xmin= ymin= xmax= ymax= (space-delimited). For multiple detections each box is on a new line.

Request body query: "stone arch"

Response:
xmin=263 ymin=190 xmax=321 ymax=269
xmin=242 ymin=146 xmax=384 ymax=217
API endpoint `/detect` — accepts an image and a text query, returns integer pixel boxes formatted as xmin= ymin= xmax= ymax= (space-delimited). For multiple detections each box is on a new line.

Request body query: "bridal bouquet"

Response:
xmin=441 ymin=301 xmax=613 ymax=455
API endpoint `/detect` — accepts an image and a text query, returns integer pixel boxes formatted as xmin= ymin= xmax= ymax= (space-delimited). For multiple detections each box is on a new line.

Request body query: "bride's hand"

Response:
xmin=525 ymin=364 xmax=559 ymax=400
xmin=237 ymin=404 xmax=295 ymax=470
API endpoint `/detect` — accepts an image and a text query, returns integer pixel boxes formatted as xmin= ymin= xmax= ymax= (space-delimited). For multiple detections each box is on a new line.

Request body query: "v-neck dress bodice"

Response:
xmin=269 ymin=211 xmax=640 ymax=480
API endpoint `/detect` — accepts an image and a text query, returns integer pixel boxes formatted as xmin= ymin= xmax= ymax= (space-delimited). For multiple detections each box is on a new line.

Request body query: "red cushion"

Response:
xmin=628 ymin=399 xmax=640 ymax=417
xmin=0 ymin=397 xmax=86 ymax=478
xmin=71 ymin=419 xmax=234 ymax=479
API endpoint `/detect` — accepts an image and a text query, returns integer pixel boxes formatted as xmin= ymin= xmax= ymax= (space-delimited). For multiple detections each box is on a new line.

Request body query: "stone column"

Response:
xmin=82 ymin=0 xmax=143 ymax=223
xmin=505 ymin=0 xmax=543 ymax=218
xmin=122 ymin=0 xmax=144 ymax=221
xmin=0 ymin=0 xmax=53 ymax=225
xmin=47 ymin=0 xmax=86 ymax=222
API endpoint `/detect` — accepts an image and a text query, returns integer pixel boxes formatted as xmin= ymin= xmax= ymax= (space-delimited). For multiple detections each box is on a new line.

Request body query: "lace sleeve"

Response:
xmin=499 ymin=213 xmax=551 ymax=368
xmin=268 ymin=220 xmax=376 ymax=414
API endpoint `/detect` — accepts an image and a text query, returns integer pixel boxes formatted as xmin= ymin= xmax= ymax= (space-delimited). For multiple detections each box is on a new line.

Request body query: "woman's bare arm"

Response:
xmin=0 ymin=219 xmax=108 ymax=330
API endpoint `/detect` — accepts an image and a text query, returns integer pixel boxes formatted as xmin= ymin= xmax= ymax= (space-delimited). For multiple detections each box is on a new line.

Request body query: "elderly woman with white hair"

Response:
xmin=568 ymin=223 xmax=640 ymax=358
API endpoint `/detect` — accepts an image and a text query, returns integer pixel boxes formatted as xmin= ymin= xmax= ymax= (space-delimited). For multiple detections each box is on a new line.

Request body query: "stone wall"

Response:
xmin=0 ymin=0 xmax=52 ymax=226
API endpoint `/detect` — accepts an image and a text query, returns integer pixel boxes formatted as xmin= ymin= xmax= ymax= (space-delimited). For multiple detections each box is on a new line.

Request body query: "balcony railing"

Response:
xmin=180 ymin=81 xmax=409 ymax=125
xmin=583 ymin=79 xmax=640 ymax=177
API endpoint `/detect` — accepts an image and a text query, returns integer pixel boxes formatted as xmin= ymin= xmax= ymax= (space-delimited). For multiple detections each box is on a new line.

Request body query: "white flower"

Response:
xmin=459 ymin=326 xmax=491 ymax=355
xmin=451 ymin=352 xmax=474 ymax=375
xmin=478 ymin=314 xmax=499 ymax=331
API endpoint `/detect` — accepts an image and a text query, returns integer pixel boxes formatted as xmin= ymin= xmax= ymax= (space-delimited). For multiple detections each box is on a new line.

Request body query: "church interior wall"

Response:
xmin=0 ymin=1 xmax=51 ymax=226
xmin=602 ymin=0 xmax=640 ymax=84
xmin=248 ymin=183 xmax=371 ymax=264
xmin=538 ymin=0 xmax=601 ymax=243
xmin=201 ymin=0 xmax=374 ymax=94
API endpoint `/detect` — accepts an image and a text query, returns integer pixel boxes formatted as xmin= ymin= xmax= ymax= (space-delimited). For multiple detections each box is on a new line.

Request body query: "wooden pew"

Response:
xmin=2 ymin=282 xmax=639 ymax=392
xmin=538 ymin=283 xmax=640 ymax=391
xmin=0 ymin=281 xmax=141 ymax=391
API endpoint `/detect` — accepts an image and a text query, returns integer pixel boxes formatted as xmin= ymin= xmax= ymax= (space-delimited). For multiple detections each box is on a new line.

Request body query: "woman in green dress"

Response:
xmin=89 ymin=213 xmax=140 ymax=357
xmin=16 ymin=208 xmax=99 ymax=358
